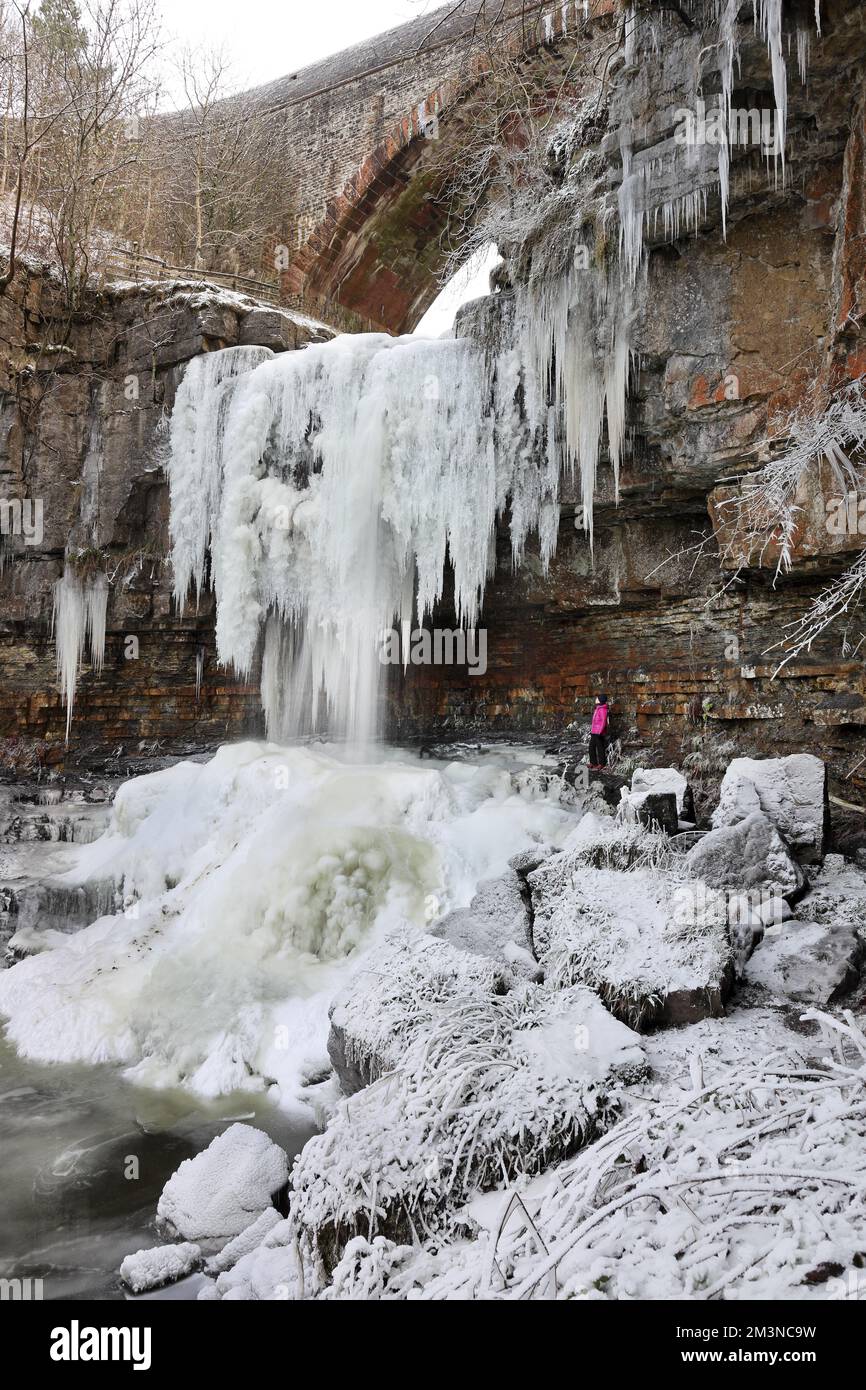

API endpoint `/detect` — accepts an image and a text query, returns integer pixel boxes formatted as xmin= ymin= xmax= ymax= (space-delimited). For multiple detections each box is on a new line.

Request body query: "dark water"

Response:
xmin=0 ymin=1038 xmax=315 ymax=1301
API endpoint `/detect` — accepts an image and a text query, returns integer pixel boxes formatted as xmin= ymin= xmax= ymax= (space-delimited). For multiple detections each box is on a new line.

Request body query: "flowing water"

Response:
xmin=0 ymin=1037 xmax=315 ymax=1301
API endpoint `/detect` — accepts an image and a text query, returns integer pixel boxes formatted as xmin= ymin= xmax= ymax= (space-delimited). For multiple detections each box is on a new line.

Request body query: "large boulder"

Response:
xmin=298 ymin=933 xmax=646 ymax=1273
xmin=744 ymin=920 xmax=865 ymax=1004
xmin=428 ymin=869 xmax=532 ymax=963
xmin=528 ymin=857 xmax=733 ymax=1029
xmin=157 ymin=1124 xmax=289 ymax=1243
xmin=626 ymin=768 xmax=696 ymax=823
xmin=685 ymin=811 xmax=806 ymax=900
xmin=712 ymin=755 xmax=828 ymax=862
xmin=327 ymin=933 xmax=506 ymax=1096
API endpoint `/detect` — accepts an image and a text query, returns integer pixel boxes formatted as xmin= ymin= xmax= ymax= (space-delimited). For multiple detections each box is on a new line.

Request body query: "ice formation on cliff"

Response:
xmin=167 ymin=335 xmax=557 ymax=745
xmin=52 ymin=570 xmax=109 ymax=740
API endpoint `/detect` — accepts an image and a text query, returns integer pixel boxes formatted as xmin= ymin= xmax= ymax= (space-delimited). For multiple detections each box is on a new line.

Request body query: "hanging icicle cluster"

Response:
xmin=52 ymin=570 xmax=109 ymax=741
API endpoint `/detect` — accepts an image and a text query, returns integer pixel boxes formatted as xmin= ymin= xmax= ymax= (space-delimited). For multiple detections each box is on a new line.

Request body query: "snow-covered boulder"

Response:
xmin=744 ymin=920 xmax=865 ymax=1004
xmin=327 ymin=933 xmax=506 ymax=1095
xmin=685 ymin=811 xmax=806 ymax=899
xmin=528 ymin=859 xmax=733 ymax=1029
xmin=203 ymin=1217 xmax=303 ymax=1301
xmin=509 ymin=844 xmax=555 ymax=878
xmin=712 ymin=755 xmax=828 ymax=862
xmin=428 ymin=869 xmax=532 ymax=962
xmin=157 ymin=1124 xmax=289 ymax=1242
xmin=300 ymin=934 xmax=646 ymax=1274
xmin=119 ymin=1242 xmax=201 ymax=1294
xmin=625 ymin=767 xmax=695 ymax=822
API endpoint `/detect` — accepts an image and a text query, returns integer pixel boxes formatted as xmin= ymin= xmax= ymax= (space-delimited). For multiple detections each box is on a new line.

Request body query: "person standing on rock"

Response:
xmin=589 ymin=695 xmax=610 ymax=770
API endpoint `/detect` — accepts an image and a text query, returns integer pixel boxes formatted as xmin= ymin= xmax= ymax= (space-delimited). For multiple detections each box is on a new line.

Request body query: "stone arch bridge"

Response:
xmin=248 ymin=0 xmax=619 ymax=333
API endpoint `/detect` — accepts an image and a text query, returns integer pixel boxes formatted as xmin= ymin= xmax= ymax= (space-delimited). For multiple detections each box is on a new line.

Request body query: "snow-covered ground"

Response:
xmin=2 ymin=744 xmax=865 ymax=1302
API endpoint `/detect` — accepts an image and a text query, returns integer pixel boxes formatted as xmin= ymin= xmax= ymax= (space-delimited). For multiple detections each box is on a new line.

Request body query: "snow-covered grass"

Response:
xmin=529 ymin=857 xmax=732 ymax=1028
xmin=316 ymin=1009 xmax=866 ymax=1301
xmin=292 ymin=932 xmax=644 ymax=1279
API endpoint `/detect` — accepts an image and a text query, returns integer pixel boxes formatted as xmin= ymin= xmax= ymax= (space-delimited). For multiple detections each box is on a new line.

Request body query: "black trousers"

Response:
xmin=589 ymin=734 xmax=607 ymax=767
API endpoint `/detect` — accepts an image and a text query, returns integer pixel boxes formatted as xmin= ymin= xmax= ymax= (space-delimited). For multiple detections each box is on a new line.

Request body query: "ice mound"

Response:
xmin=0 ymin=742 xmax=580 ymax=1102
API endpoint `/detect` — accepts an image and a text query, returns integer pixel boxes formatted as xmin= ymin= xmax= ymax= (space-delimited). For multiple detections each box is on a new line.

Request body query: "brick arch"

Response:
xmin=280 ymin=78 xmax=480 ymax=335
xmin=270 ymin=1 xmax=620 ymax=335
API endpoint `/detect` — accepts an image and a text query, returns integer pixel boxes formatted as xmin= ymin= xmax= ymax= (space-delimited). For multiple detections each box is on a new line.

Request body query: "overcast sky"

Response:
xmin=156 ymin=0 xmax=440 ymax=95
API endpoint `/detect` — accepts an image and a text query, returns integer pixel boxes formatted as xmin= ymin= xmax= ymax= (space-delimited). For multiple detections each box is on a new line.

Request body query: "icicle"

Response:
xmin=52 ymin=570 xmax=108 ymax=741
xmin=753 ymin=0 xmax=788 ymax=173
xmin=168 ymin=345 xmax=274 ymax=613
xmin=195 ymin=647 xmax=204 ymax=702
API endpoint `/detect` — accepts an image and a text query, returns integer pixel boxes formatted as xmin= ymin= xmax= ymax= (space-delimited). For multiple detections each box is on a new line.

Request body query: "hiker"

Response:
xmin=588 ymin=694 xmax=610 ymax=770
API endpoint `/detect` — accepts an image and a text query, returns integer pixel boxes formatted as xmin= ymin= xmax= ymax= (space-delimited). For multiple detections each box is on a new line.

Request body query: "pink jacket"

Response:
xmin=590 ymin=704 xmax=609 ymax=735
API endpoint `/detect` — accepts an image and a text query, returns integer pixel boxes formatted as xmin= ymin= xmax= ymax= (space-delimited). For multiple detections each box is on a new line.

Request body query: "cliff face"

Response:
xmin=389 ymin=0 xmax=866 ymax=824
xmin=0 ymin=267 xmax=331 ymax=773
xmin=0 ymin=1 xmax=864 ymax=834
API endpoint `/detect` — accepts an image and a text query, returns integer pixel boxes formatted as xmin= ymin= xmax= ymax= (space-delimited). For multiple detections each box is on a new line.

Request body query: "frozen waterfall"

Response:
xmin=167 ymin=333 xmax=560 ymax=748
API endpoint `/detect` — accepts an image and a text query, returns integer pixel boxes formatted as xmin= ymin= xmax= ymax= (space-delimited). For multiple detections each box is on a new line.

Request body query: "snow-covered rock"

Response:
xmin=204 ymin=1217 xmax=302 ymax=1301
xmin=204 ymin=1206 xmax=284 ymax=1276
xmin=528 ymin=859 xmax=732 ymax=1028
xmin=712 ymin=755 xmax=828 ymax=862
xmin=297 ymin=933 xmax=646 ymax=1274
xmin=157 ymin=1123 xmax=289 ymax=1242
xmin=624 ymin=767 xmax=695 ymax=821
xmin=428 ymin=869 xmax=532 ymax=962
xmin=119 ymin=1242 xmax=201 ymax=1294
xmin=796 ymin=853 xmax=866 ymax=934
xmin=685 ymin=811 xmax=805 ymax=899
xmin=744 ymin=920 xmax=865 ymax=1004
xmin=327 ymin=933 xmax=506 ymax=1095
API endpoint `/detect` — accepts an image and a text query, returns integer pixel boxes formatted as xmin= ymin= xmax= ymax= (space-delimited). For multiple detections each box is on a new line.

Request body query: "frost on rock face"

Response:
xmin=119 ymin=1241 xmax=201 ymax=1294
xmin=52 ymin=570 xmax=108 ymax=740
xmin=427 ymin=868 xmax=533 ymax=967
xmin=157 ymin=1123 xmax=289 ymax=1243
xmin=744 ymin=918 xmax=864 ymax=1005
xmin=712 ymin=754 xmax=828 ymax=861
xmin=797 ymin=854 xmax=866 ymax=934
xmin=295 ymin=930 xmax=644 ymax=1277
xmin=685 ymin=810 xmax=806 ymax=899
xmin=528 ymin=855 xmax=732 ymax=1028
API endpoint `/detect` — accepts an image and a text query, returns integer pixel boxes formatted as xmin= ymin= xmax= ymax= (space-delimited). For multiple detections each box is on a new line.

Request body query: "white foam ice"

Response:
xmin=0 ymin=742 xmax=582 ymax=1108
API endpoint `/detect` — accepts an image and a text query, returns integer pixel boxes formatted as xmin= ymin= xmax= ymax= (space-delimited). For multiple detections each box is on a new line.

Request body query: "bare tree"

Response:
xmin=153 ymin=47 xmax=289 ymax=277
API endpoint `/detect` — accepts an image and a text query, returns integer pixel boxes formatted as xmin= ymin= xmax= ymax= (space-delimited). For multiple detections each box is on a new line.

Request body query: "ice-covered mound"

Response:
xmin=158 ymin=1123 xmax=288 ymax=1242
xmin=0 ymin=742 xmax=580 ymax=1103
